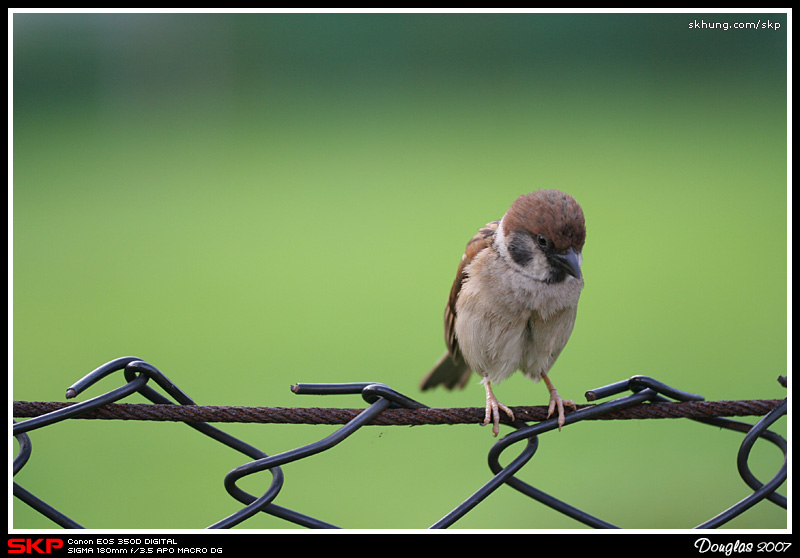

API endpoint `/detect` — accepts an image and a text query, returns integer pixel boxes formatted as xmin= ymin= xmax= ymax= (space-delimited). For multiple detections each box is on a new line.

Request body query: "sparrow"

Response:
xmin=420 ymin=189 xmax=586 ymax=436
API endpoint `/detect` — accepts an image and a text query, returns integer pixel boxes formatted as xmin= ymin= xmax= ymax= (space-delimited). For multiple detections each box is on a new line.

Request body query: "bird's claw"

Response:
xmin=482 ymin=381 xmax=514 ymax=437
xmin=546 ymin=389 xmax=576 ymax=431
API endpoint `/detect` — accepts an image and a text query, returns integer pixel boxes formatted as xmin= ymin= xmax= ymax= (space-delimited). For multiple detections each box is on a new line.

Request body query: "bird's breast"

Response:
xmin=453 ymin=249 xmax=581 ymax=383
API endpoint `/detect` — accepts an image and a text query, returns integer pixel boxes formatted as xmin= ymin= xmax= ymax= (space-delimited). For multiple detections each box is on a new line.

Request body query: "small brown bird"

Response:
xmin=420 ymin=190 xmax=586 ymax=436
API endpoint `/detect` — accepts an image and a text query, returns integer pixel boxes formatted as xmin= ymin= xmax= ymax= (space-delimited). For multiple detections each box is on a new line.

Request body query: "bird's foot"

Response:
xmin=543 ymin=373 xmax=576 ymax=431
xmin=481 ymin=380 xmax=515 ymax=437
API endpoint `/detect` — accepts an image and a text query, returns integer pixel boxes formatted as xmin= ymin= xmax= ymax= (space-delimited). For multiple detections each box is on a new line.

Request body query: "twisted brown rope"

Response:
xmin=13 ymin=399 xmax=783 ymax=426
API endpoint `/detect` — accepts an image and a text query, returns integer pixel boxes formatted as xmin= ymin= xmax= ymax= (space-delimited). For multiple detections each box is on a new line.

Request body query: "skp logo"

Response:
xmin=8 ymin=539 xmax=64 ymax=554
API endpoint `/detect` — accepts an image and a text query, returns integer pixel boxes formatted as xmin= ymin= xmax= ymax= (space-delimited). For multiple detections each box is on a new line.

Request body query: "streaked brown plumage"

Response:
xmin=421 ymin=190 xmax=586 ymax=435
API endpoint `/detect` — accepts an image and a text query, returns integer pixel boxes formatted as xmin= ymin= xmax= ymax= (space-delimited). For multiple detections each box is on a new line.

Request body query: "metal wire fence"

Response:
xmin=12 ymin=357 xmax=787 ymax=530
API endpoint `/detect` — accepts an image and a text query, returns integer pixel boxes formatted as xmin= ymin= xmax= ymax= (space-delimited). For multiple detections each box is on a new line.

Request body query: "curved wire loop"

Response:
xmin=214 ymin=382 xmax=427 ymax=529
xmin=431 ymin=383 xmax=656 ymax=529
xmin=449 ymin=375 xmax=787 ymax=530
xmin=12 ymin=357 xmax=151 ymax=528
xmin=695 ymin=397 xmax=787 ymax=528
xmin=13 ymin=357 xmax=149 ymax=436
xmin=12 ymin=421 xmax=86 ymax=528
xmin=11 ymin=357 xmax=327 ymax=529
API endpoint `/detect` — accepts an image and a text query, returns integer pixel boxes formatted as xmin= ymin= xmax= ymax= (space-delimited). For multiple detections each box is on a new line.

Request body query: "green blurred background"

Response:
xmin=12 ymin=12 xmax=787 ymax=530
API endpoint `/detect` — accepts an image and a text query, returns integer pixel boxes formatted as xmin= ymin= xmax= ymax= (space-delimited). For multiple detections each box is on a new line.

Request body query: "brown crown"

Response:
xmin=503 ymin=189 xmax=586 ymax=252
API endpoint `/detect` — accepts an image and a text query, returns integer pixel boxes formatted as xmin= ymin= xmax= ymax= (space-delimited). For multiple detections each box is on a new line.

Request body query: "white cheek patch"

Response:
xmin=494 ymin=218 xmax=551 ymax=282
xmin=493 ymin=218 xmax=512 ymax=262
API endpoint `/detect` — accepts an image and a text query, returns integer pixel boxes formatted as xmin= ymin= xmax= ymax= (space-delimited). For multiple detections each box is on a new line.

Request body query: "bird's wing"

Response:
xmin=421 ymin=219 xmax=499 ymax=391
xmin=444 ymin=220 xmax=499 ymax=360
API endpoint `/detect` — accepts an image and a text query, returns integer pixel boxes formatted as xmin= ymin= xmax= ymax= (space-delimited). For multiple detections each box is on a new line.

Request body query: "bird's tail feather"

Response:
xmin=420 ymin=352 xmax=472 ymax=390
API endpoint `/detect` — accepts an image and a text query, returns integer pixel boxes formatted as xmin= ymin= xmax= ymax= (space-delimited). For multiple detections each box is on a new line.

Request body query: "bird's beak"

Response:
xmin=550 ymin=247 xmax=582 ymax=279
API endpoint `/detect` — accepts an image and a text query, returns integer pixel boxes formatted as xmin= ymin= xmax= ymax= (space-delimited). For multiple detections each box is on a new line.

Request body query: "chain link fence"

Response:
xmin=12 ymin=357 xmax=787 ymax=529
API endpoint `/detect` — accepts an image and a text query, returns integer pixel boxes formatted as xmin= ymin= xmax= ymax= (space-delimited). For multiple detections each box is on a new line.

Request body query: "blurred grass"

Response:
xmin=12 ymin=12 xmax=787 ymax=530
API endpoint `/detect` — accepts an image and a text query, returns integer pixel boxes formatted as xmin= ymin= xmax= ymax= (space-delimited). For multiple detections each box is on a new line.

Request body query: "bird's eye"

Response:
xmin=536 ymin=234 xmax=549 ymax=249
